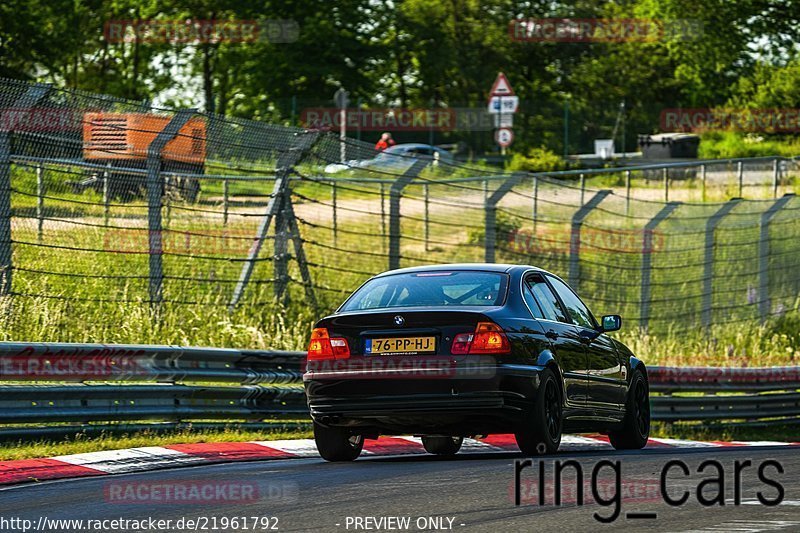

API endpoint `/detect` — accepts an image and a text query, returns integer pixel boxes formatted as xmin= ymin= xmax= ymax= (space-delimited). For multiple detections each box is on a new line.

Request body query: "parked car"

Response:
xmin=303 ymin=263 xmax=650 ymax=461
xmin=324 ymin=143 xmax=454 ymax=174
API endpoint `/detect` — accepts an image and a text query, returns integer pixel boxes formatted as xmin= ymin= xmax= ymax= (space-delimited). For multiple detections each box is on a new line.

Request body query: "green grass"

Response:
xmin=3 ymin=165 xmax=800 ymax=365
xmin=650 ymin=422 xmax=800 ymax=443
xmin=0 ymin=425 xmax=312 ymax=461
xmin=699 ymin=131 xmax=800 ymax=159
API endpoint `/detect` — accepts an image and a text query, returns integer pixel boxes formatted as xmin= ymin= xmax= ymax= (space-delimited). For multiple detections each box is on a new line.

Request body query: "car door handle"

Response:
xmin=545 ymin=330 xmax=559 ymax=340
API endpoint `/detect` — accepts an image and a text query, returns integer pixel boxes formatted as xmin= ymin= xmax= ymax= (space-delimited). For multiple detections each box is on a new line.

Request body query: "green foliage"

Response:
xmin=466 ymin=210 xmax=521 ymax=246
xmin=698 ymin=131 xmax=800 ymax=159
xmin=4 ymin=0 xmax=800 ymax=156
xmin=506 ymin=147 xmax=565 ymax=173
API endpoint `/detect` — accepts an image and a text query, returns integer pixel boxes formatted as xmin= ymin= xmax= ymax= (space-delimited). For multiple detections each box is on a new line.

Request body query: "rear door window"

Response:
xmin=524 ymin=275 xmax=568 ymax=323
xmin=546 ymin=275 xmax=597 ymax=329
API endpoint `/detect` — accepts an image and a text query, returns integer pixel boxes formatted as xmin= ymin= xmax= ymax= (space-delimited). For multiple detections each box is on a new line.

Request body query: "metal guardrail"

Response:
xmin=0 ymin=343 xmax=799 ymax=436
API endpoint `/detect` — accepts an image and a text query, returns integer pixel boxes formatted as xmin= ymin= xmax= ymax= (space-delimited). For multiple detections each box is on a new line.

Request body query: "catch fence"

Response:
xmin=1 ymin=78 xmax=799 ymax=337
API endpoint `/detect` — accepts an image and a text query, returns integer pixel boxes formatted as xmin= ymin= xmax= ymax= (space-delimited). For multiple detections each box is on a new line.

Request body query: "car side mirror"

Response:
xmin=601 ymin=315 xmax=621 ymax=332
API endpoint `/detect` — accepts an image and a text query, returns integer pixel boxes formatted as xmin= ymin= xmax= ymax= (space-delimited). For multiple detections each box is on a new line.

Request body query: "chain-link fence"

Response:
xmin=1 ymin=78 xmax=799 ymax=340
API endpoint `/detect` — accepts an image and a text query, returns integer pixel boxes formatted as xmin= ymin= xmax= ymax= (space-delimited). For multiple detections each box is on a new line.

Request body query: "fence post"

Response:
xmin=103 ymin=162 xmax=110 ymax=226
xmin=701 ymin=164 xmax=707 ymax=202
xmin=273 ymin=203 xmax=291 ymax=301
xmin=772 ymin=159 xmax=779 ymax=199
xmin=579 ymin=174 xmax=585 ymax=205
xmin=222 ymin=178 xmax=229 ymax=225
xmin=0 ymin=82 xmax=52 ymax=295
xmin=701 ymin=198 xmax=741 ymax=329
xmin=36 ymin=165 xmax=44 ymax=241
xmin=568 ymin=190 xmax=611 ymax=289
xmin=737 ymin=160 xmax=743 ymax=197
xmin=0 ymin=132 xmax=11 ymax=295
xmin=164 ymin=176 xmax=171 ymax=229
xmin=663 ymin=167 xmax=669 ymax=202
xmin=423 ymin=182 xmax=429 ymax=251
xmin=484 ymin=172 xmax=526 ymax=263
xmin=625 ymin=170 xmax=631 ymax=216
xmin=229 ymin=131 xmax=320 ymax=310
xmin=331 ymin=179 xmax=337 ymax=246
xmin=282 ymin=197 xmax=318 ymax=310
xmin=640 ymin=202 xmax=681 ymax=331
xmin=388 ymin=160 xmax=429 ymax=270
xmin=146 ymin=109 xmax=197 ymax=309
xmin=758 ymin=193 xmax=794 ymax=321
xmin=380 ymin=182 xmax=387 ymax=251
xmin=532 ymin=175 xmax=539 ymax=233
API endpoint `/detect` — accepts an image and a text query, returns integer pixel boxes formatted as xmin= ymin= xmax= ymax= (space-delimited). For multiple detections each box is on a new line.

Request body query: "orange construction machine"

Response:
xmin=81 ymin=113 xmax=206 ymax=201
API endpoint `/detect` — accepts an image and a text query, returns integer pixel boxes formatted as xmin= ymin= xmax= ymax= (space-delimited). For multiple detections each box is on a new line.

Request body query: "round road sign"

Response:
xmin=495 ymin=127 xmax=514 ymax=147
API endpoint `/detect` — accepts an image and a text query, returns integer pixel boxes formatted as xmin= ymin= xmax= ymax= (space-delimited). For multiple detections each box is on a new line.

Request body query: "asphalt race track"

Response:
xmin=1 ymin=445 xmax=798 ymax=533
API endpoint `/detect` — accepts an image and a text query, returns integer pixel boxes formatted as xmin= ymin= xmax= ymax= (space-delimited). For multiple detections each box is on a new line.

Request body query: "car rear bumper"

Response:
xmin=304 ymin=363 xmax=545 ymax=434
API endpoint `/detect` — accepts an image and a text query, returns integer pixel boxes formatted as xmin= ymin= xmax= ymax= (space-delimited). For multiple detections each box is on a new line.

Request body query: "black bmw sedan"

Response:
xmin=303 ymin=264 xmax=650 ymax=461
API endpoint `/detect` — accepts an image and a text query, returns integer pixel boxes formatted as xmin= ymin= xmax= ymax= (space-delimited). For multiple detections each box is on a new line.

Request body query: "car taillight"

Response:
xmin=307 ymin=328 xmax=350 ymax=360
xmin=450 ymin=322 xmax=510 ymax=355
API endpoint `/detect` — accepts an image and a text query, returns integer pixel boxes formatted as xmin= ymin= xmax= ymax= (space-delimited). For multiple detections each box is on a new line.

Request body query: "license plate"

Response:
xmin=365 ymin=336 xmax=436 ymax=355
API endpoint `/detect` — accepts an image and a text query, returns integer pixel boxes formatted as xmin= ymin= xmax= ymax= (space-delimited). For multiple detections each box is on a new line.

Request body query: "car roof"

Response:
xmin=385 ymin=143 xmax=445 ymax=152
xmin=373 ymin=263 xmax=550 ymax=278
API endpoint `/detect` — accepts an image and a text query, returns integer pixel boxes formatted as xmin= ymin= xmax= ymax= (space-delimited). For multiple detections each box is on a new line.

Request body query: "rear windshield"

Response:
xmin=339 ymin=271 xmax=508 ymax=312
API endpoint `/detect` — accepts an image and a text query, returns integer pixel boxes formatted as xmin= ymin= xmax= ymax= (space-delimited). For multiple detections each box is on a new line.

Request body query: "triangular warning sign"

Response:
xmin=490 ymin=73 xmax=514 ymax=96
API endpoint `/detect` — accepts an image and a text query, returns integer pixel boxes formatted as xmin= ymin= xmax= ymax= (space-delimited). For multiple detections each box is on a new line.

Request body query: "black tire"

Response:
xmin=421 ymin=436 xmax=463 ymax=456
xmin=515 ymin=368 xmax=562 ymax=455
xmin=313 ymin=421 xmax=364 ymax=462
xmin=609 ymin=370 xmax=650 ymax=450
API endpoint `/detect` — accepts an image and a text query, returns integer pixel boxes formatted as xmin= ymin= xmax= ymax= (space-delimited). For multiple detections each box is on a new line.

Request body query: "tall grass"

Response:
xmin=4 ymin=163 xmax=800 ymax=367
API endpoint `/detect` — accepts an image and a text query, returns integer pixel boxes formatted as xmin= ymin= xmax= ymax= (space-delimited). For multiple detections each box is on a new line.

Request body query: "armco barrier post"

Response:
xmin=702 ymin=198 xmax=741 ymax=329
xmin=484 ymin=172 xmax=526 ymax=263
xmin=568 ymin=190 xmax=611 ymax=289
xmin=0 ymin=82 xmax=51 ymax=295
xmin=640 ymin=202 xmax=681 ymax=330
xmin=146 ymin=109 xmax=197 ymax=308
xmin=758 ymin=194 xmax=795 ymax=321
xmin=388 ymin=160 xmax=429 ymax=270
